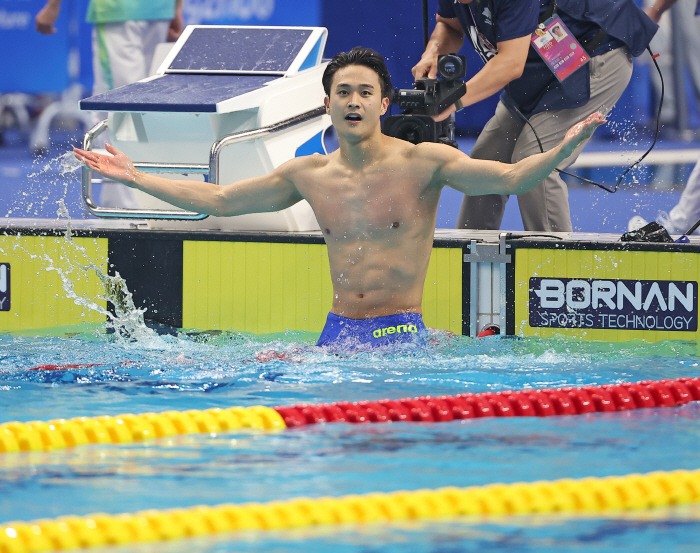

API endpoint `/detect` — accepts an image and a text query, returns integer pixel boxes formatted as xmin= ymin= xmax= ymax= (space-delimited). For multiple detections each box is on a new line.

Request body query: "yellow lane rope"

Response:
xmin=0 ymin=407 xmax=286 ymax=453
xmin=2 ymin=469 xmax=699 ymax=552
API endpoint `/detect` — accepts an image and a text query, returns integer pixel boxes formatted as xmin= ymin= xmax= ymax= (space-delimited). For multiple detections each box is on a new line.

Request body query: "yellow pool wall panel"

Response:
xmin=0 ymin=235 xmax=108 ymax=331
xmin=422 ymin=247 xmax=463 ymax=334
xmin=182 ymin=242 xmax=463 ymax=334
xmin=514 ymin=247 xmax=700 ymax=342
xmin=182 ymin=241 xmax=333 ymax=334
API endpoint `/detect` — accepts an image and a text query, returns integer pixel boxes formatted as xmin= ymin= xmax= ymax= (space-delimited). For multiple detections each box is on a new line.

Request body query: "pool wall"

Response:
xmin=1 ymin=224 xmax=698 ymax=341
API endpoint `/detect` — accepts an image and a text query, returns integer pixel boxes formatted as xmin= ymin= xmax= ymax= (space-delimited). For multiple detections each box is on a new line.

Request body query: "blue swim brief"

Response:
xmin=317 ymin=312 xmax=426 ymax=351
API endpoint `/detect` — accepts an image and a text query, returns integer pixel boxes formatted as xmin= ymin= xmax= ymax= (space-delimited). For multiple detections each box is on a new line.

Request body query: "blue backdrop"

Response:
xmin=183 ymin=0 xmax=320 ymax=27
xmin=0 ymin=0 xmax=667 ymax=135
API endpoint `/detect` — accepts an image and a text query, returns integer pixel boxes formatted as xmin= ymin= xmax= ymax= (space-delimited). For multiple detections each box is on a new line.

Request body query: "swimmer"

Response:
xmin=75 ymin=47 xmax=605 ymax=351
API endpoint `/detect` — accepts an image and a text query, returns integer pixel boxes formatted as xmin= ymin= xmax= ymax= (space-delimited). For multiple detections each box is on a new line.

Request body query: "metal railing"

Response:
xmin=81 ymin=106 xmax=327 ymax=219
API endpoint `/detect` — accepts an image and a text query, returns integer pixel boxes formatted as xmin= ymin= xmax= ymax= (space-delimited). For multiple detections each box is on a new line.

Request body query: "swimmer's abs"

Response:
xmin=330 ymin=292 xmax=423 ymax=320
xmin=329 ymin=272 xmax=426 ymax=318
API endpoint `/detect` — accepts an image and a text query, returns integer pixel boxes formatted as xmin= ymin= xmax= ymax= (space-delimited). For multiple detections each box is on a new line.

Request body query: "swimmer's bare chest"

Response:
xmin=293 ymin=154 xmax=441 ymax=317
xmin=299 ymin=157 xmax=438 ymax=242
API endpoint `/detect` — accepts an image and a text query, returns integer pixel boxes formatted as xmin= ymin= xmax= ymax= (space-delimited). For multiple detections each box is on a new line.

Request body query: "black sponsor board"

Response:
xmin=0 ymin=263 xmax=9 ymax=312
xmin=529 ymin=277 xmax=698 ymax=331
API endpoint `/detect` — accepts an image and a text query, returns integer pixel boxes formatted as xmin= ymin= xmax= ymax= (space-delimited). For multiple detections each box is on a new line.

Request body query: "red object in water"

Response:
xmin=476 ymin=324 xmax=500 ymax=338
xmin=28 ymin=363 xmax=102 ymax=371
xmin=255 ymin=350 xmax=302 ymax=363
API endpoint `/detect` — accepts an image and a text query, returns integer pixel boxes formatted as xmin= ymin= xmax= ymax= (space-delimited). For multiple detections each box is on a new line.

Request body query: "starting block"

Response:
xmin=79 ymin=25 xmax=331 ymax=231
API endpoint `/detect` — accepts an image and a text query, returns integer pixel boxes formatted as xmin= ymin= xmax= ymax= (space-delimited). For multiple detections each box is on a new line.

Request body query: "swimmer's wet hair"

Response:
xmin=322 ymin=47 xmax=393 ymax=100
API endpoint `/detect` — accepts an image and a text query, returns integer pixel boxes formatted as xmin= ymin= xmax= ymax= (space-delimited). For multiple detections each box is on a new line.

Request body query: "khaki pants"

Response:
xmin=457 ymin=47 xmax=634 ymax=232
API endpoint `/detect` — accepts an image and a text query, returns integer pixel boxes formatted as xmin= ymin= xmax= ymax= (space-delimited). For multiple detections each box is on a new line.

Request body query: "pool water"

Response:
xmin=2 ymin=327 xmax=700 ymax=552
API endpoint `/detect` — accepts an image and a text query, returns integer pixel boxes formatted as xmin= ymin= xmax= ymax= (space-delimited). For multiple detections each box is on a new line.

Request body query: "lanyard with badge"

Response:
xmin=465 ymin=0 xmax=589 ymax=81
xmin=530 ymin=2 xmax=590 ymax=81
xmin=466 ymin=1 xmax=498 ymax=62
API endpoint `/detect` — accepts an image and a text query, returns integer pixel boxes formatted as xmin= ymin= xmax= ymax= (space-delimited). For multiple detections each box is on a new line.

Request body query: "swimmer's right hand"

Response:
xmin=74 ymin=144 xmax=140 ymax=187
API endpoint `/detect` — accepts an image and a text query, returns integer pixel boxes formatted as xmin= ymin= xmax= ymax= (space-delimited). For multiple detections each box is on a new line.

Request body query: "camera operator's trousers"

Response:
xmin=456 ymin=47 xmax=633 ymax=232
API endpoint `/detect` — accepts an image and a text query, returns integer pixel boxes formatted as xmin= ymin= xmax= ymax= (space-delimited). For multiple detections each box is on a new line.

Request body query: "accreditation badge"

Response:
xmin=531 ymin=15 xmax=590 ymax=82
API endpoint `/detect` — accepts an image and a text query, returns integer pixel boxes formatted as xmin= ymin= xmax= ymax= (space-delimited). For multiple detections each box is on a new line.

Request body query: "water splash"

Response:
xmin=2 ymin=151 xmax=161 ymax=346
xmin=38 ymin=237 xmax=160 ymax=345
xmin=5 ymin=151 xmax=84 ymax=219
xmin=27 ymin=150 xmax=82 ymax=180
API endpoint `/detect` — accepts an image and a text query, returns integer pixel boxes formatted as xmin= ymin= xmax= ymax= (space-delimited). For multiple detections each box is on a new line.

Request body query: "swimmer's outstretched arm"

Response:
xmin=74 ymin=144 xmax=304 ymax=216
xmin=431 ymin=112 xmax=606 ymax=196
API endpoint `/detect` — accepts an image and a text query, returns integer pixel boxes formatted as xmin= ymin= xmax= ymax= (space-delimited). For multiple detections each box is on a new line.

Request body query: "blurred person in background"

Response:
xmin=628 ymin=0 xmax=700 ymax=235
xmin=35 ymin=0 xmax=184 ymax=208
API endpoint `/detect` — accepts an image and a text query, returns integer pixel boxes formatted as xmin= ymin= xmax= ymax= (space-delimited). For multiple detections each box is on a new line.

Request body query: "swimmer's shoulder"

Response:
xmin=399 ymin=140 xmax=468 ymax=167
xmin=273 ymin=151 xmax=332 ymax=182
xmin=278 ymin=151 xmax=333 ymax=172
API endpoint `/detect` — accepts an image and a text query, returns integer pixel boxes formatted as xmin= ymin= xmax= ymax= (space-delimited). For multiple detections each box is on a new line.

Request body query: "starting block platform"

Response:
xmin=2 ymin=220 xmax=700 ymax=344
xmin=79 ymin=25 xmax=331 ymax=232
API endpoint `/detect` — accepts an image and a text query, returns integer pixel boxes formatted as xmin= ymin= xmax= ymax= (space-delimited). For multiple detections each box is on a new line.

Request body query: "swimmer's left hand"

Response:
xmin=561 ymin=112 xmax=607 ymax=156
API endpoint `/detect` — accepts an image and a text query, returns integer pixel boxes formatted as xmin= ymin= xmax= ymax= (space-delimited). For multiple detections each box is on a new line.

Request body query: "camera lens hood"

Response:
xmin=437 ymin=54 xmax=467 ymax=81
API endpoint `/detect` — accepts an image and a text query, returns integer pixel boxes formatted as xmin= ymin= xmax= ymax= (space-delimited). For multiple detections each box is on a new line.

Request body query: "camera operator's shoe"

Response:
xmin=628 ymin=215 xmax=648 ymax=232
xmin=656 ymin=211 xmax=679 ymax=234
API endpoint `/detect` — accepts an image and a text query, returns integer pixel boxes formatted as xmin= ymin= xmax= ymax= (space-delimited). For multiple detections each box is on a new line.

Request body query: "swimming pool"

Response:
xmin=2 ymin=325 xmax=700 ymax=552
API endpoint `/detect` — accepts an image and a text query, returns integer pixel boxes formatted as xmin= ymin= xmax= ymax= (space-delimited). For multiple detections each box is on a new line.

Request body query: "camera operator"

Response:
xmin=413 ymin=0 xmax=658 ymax=232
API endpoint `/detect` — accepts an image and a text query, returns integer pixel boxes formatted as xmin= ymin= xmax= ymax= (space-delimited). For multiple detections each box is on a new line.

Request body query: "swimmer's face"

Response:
xmin=324 ymin=64 xmax=390 ymax=137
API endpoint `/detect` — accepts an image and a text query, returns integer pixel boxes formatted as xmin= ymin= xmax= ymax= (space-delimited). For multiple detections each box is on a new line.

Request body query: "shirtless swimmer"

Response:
xmin=74 ymin=47 xmax=605 ymax=351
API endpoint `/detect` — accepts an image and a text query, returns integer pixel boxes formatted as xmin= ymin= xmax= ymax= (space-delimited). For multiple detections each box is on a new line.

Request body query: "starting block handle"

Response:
xmin=209 ymin=106 xmax=327 ymax=184
xmin=81 ymin=106 xmax=327 ymax=220
xmin=81 ymin=119 xmax=209 ymax=220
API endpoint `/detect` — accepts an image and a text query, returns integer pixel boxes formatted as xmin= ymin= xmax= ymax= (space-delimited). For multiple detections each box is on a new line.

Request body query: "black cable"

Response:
xmin=511 ymin=46 xmax=664 ymax=194
xmin=508 ymin=233 xmax=565 ymax=240
xmin=684 ymin=217 xmax=700 ymax=236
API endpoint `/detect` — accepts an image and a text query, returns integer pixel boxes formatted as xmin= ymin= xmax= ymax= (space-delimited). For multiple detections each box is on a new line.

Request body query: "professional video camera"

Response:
xmin=382 ymin=54 xmax=467 ymax=148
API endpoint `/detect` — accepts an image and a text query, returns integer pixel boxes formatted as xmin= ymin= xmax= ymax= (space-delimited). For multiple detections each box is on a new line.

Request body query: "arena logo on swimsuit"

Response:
xmin=373 ymin=324 xmax=419 ymax=339
xmin=529 ymin=277 xmax=698 ymax=331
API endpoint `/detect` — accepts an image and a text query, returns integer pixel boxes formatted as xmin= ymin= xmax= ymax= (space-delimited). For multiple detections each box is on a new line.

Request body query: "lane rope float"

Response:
xmin=2 ymin=468 xmax=699 ymax=552
xmin=1 ymin=377 xmax=699 ymax=453
xmin=0 ymin=407 xmax=285 ymax=454
xmin=275 ymin=376 xmax=700 ymax=426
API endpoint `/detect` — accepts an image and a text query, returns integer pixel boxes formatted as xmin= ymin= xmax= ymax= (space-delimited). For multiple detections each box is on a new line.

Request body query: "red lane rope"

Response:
xmin=274 ymin=377 xmax=700 ymax=427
